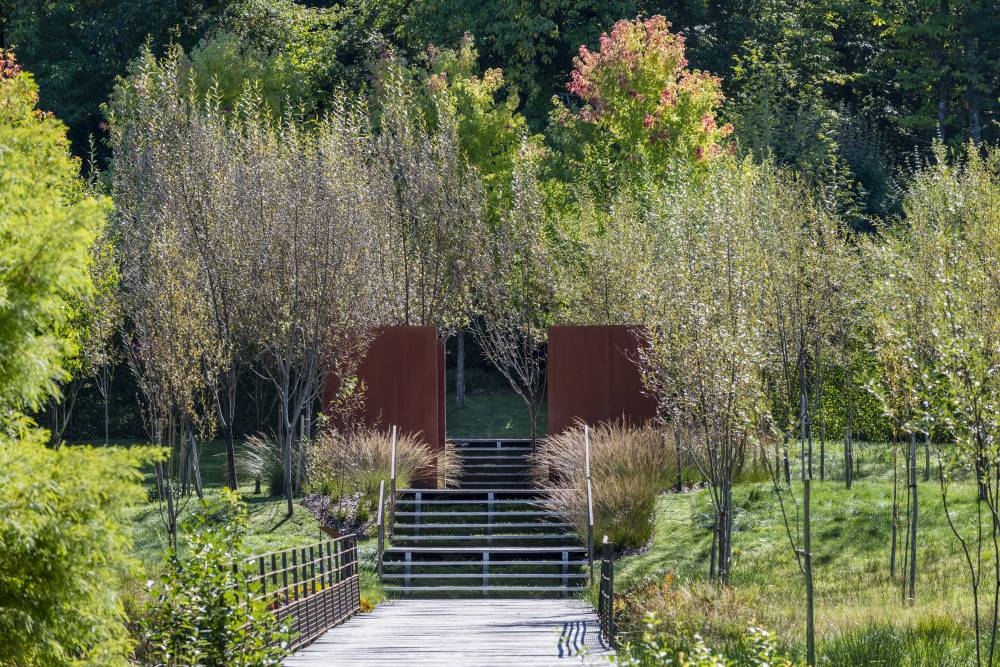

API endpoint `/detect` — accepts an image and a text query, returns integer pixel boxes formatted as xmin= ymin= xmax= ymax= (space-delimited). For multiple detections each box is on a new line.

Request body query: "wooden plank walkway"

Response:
xmin=283 ymin=599 xmax=614 ymax=666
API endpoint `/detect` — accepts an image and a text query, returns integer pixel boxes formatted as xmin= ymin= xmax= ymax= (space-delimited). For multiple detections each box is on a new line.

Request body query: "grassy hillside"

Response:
xmin=611 ymin=442 xmax=983 ymax=664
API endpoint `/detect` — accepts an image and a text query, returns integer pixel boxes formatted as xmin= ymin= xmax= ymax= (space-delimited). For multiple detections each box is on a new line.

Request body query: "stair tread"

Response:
xmin=395 ymin=533 xmax=575 ymax=538
xmin=394 ymin=523 xmax=572 ymax=530
xmin=396 ymin=510 xmax=553 ymax=525
xmin=382 ymin=572 xmax=590 ymax=579
xmin=398 ymin=488 xmax=557 ymax=494
xmin=385 ymin=586 xmax=586 ymax=592
xmin=385 ymin=546 xmax=588 ymax=553
xmin=383 ymin=560 xmax=585 ymax=566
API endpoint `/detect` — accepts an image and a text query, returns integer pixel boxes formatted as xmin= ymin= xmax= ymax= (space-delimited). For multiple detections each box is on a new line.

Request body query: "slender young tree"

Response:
xmin=640 ymin=159 xmax=771 ymax=586
xmin=891 ymin=145 xmax=1000 ymax=663
xmin=471 ymin=144 xmax=555 ymax=444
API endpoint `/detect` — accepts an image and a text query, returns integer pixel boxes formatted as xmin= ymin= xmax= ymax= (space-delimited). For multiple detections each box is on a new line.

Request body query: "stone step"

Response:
xmin=382 ymin=559 xmax=583 ymax=568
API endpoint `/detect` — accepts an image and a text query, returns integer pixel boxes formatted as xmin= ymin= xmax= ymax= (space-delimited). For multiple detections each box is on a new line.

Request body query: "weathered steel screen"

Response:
xmin=324 ymin=325 xmax=445 ymax=460
xmin=546 ymin=325 xmax=658 ymax=436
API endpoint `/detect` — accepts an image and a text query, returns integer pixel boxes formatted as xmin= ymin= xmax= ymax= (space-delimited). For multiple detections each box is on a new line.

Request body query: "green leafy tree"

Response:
xmin=189 ymin=0 xmax=343 ymax=117
xmin=549 ymin=15 xmax=732 ymax=198
xmin=0 ymin=432 xmax=157 ymax=665
xmin=0 ymin=52 xmax=153 ymax=666
xmin=5 ymin=0 xmax=230 ymax=154
xmin=0 ymin=50 xmax=104 ymax=419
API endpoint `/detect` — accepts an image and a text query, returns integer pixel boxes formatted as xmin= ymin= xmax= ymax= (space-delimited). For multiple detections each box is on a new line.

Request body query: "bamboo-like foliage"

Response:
xmin=109 ymin=46 xmax=387 ymax=522
xmin=368 ymin=55 xmax=486 ymax=332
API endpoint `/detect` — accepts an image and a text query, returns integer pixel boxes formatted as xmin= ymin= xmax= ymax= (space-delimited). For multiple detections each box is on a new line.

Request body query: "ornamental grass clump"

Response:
xmin=308 ymin=429 xmax=460 ymax=510
xmin=533 ymin=420 xmax=673 ymax=550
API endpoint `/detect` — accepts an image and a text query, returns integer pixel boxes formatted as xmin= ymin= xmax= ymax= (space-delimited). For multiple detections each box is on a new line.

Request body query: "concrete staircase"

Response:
xmin=382 ymin=439 xmax=588 ymax=597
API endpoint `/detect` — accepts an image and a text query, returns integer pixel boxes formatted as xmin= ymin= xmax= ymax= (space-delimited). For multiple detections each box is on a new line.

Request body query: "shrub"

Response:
xmin=141 ymin=491 xmax=290 ymax=666
xmin=617 ymin=573 xmax=763 ymax=655
xmin=533 ymin=420 xmax=673 ymax=549
xmin=0 ymin=434 xmax=156 ymax=666
xmin=308 ymin=429 xmax=460 ymax=510
xmin=615 ymin=613 xmax=799 ymax=667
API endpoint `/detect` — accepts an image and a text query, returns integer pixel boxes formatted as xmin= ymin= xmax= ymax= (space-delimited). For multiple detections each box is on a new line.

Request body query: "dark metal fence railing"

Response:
xmin=597 ymin=535 xmax=616 ymax=647
xmin=246 ymin=534 xmax=360 ymax=651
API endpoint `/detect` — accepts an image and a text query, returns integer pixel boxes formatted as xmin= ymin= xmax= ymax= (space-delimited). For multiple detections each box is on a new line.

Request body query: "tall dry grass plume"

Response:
xmin=308 ymin=428 xmax=461 ymax=507
xmin=533 ymin=420 xmax=674 ymax=550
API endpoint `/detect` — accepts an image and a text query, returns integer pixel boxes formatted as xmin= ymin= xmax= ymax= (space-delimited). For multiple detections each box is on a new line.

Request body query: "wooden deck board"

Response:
xmin=283 ymin=599 xmax=613 ymax=666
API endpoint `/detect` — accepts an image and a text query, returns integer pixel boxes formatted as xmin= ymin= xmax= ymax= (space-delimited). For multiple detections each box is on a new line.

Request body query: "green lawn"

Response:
xmin=446 ymin=391 xmax=546 ymax=439
xmin=71 ymin=438 xmax=386 ymax=606
xmin=611 ymin=441 xmax=984 ymax=663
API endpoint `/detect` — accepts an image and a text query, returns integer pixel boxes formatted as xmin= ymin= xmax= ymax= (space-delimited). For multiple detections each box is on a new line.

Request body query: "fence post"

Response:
xmin=389 ymin=425 xmax=397 ymax=519
xmin=377 ymin=479 xmax=386 ymax=580
xmin=585 ymin=426 xmax=595 ymax=586
xmin=600 ymin=535 xmax=616 ymax=646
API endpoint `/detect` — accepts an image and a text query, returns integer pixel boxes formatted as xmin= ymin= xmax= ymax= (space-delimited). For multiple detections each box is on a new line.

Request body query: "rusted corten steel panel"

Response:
xmin=323 ymin=326 xmax=445 ymax=463
xmin=546 ymin=325 xmax=658 ymax=436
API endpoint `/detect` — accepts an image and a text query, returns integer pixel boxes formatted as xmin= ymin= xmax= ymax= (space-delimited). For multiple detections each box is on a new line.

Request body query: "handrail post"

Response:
xmin=376 ymin=479 xmax=386 ymax=580
xmin=389 ymin=425 xmax=397 ymax=519
xmin=584 ymin=425 xmax=595 ymax=586
xmin=600 ymin=534 xmax=616 ymax=646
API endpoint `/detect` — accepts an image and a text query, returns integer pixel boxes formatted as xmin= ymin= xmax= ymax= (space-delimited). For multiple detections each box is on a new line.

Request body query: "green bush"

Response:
xmin=140 ymin=490 xmax=291 ymax=666
xmin=818 ymin=617 xmax=973 ymax=667
xmin=0 ymin=433 xmax=155 ymax=665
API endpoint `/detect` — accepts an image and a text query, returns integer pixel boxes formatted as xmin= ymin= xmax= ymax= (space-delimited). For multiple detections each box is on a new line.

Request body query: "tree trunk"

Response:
xmin=845 ymin=398 xmax=853 ymax=489
xmin=783 ymin=433 xmax=791 ymax=485
xmin=709 ymin=509 xmax=719 ymax=581
xmin=924 ymin=433 xmax=930 ymax=482
xmin=675 ymin=426 xmax=683 ymax=492
xmin=891 ymin=437 xmax=899 ymax=578
xmin=908 ymin=430 xmax=918 ymax=605
xmin=456 ymin=330 xmax=466 ymax=409
xmin=804 ymin=479 xmax=816 ymax=665
xmin=189 ymin=429 xmax=204 ymax=500
xmin=799 ymin=351 xmax=808 ymax=482
xmin=224 ymin=367 xmax=238 ymax=490
xmin=101 ymin=365 xmax=112 ymax=446
xmin=819 ymin=422 xmax=825 ymax=481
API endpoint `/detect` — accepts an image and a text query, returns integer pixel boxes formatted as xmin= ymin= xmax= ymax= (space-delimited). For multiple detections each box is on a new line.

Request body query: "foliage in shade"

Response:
xmin=0 ymin=434 xmax=157 ymax=665
xmin=0 ymin=50 xmax=105 ymax=419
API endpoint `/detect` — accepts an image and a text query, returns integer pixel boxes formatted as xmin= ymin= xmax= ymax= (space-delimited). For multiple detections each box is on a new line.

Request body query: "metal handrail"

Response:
xmin=245 ymin=534 xmax=361 ymax=651
xmin=584 ymin=425 xmax=595 ymax=586
xmin=376 ymin=479 xmax=386 ymax=580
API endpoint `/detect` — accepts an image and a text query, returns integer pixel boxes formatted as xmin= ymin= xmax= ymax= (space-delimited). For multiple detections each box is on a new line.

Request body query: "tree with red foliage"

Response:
xmin=549 ymin=16 xmax=732 ymax=195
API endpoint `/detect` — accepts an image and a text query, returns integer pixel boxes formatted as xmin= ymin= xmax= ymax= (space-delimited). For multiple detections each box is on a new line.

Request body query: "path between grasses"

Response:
xmin=283 ymin=598 xmax=612 ymax=666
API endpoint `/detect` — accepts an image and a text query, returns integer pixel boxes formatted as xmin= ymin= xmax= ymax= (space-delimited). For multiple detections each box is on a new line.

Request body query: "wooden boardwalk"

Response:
xmin=283 ymin=599 xmax=614 ymax=666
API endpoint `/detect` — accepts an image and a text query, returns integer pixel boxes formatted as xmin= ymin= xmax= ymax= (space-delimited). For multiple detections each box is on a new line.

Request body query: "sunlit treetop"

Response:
xmin=552 ymin=15 xmax=733 ymax=183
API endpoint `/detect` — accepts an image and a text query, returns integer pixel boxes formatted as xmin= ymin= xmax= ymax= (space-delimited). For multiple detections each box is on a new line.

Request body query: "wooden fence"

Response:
xmin=247 ymin=534 xmax=361 ymax=651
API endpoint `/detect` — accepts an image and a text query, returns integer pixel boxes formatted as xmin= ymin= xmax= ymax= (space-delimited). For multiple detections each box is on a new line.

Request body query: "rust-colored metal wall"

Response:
xmin=546 ymin=325 xmax=658 ymax=436
xmin=323 ymin=326 xmax=445 ymax=457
